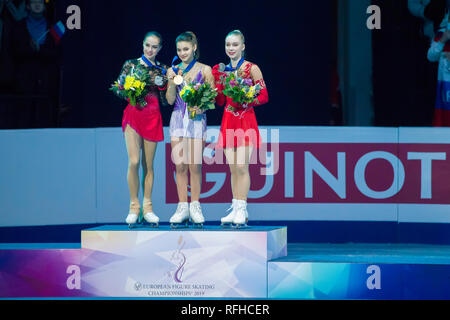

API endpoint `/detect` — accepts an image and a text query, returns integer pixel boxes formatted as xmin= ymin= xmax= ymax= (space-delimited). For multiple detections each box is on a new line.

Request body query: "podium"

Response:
xmin=3 ymin=225 xmax=450 ymax=299
xmin=0 ymin=225 xmax=286 ymax=298
xmin=80 ymin=225 xmax=287 ymax=298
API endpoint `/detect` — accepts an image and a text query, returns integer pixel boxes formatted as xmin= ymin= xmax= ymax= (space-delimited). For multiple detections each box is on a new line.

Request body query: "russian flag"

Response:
xmin=50 ymin=21 xmax=66 ymax=44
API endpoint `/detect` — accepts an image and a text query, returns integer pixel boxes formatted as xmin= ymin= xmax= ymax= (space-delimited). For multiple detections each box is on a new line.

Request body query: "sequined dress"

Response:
xmin=212 ymin=62 xmax=269 ymax=149
xmin=169 ymin=70 xmax=207 ymax=140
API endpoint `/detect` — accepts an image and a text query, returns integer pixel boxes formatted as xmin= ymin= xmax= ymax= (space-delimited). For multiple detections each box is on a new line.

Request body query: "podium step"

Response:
xmin=268 ymin=243 xmax=450 ymax=299
xmin=80 ymin=225 xmax=287 ymax=298
xmin=0 ymin=244 xmax=84 ymax=298
xmin=3 ymin=230 xmax=450 ymax=299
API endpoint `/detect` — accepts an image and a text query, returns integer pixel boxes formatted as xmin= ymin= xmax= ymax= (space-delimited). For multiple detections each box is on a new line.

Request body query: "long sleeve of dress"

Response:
xmin=113 ymin=60 xmax=134 ymax=101
xmin=248 ymin=78 xmax=269 ymax=107
xmin=158 ymin=85 xmax=169 ymax=107
xmin=247 ymin=64 xmax=269 ymax=107
xmin=155 ymin=63 xmax=169 ymax=107
xmin=212 ymin=64 xmax=226 ymax=106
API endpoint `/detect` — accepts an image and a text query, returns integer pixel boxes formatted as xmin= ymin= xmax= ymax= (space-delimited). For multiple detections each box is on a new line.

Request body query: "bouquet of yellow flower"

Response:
xmin=110 ymin=64 xmax=150 ymax=107
xmin=179 ymin=72 xmax=217 ymax=119
xmin=220 ymin=72 xmax=261 ymax=111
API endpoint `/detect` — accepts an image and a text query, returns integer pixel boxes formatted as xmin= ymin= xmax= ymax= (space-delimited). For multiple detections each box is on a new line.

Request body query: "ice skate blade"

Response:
xmin=220 ymin=222 xmax=233 ymax=229
xmin=191 ymin=223 xmax=204 ymax=229
xmin=231 ymin=223 xmax=249 ymax=230
xmin=170 ymin=221 xmax=189 ymax=229
xmin=143 ymin=222 xmax=159 ymax=228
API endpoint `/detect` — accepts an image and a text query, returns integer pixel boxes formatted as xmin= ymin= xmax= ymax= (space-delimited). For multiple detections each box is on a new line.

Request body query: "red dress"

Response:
xmin=116 ymin=59 xmax=167 ymax=142
xmin=212 ymin=62 xmax=269 ymax=149
xmin=122 ymin=92 xmax=164 ymax=142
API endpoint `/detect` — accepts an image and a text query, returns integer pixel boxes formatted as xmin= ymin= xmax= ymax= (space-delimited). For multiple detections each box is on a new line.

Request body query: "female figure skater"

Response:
xmin=114 ymin=31 xmax=168 ymax=228
xmin=212 ymin=30 xmax=269 ymax=228
xmin=166 ymin=31 xmax=215 ymax=228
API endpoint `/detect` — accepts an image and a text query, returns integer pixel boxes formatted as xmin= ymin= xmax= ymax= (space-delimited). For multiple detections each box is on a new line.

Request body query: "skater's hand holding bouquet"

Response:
xmin=110 ymin=63 xmax=150 ymax=107
xmin=179 ymin=71 xmax=218 ymax=120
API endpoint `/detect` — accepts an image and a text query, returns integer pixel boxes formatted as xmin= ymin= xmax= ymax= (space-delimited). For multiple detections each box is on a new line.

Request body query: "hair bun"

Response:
xmin=186 ymin=31 xmax=197 ymax=39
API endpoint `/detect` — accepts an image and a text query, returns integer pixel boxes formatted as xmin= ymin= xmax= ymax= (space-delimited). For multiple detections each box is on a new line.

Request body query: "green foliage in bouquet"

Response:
xmin=221 ymin=72 xmax=261 ymax=106
xmin=179 ymin=72 xmax=217 ymax=119
xmin=111 ymin=64 xmax=151 ymax=107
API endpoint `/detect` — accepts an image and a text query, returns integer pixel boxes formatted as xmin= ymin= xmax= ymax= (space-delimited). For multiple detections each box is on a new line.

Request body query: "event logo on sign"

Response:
xmin=166 ymin=235 xmax=187 ymax=283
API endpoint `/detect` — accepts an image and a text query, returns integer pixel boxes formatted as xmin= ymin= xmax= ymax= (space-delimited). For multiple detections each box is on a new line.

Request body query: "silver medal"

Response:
xmin=155 ymin=76 xmax=163 ymax=86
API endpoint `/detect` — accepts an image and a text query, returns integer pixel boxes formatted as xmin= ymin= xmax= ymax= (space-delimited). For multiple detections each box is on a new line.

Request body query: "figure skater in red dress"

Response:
xmin=212 ymin=30 xmax=269 ymax=228
xmin=113 ymin=31 xmax=168 ymax=228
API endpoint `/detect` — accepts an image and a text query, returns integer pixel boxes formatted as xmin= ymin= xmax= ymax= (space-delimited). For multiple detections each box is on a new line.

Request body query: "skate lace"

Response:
xmin=190 ymin=203 xmax=203 ymax=217
xmin=174 ymin=204 xmax=188 ymax=217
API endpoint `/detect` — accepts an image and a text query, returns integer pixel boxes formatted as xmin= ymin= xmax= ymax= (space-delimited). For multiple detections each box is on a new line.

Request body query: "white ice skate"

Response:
xmin=189 ymin=201 xmax=205 ymax=228
xmin=221 ymin=199 xmax=236 ymax=228
xmin=170 ymin=202 xmax=190 ymax=229
xmin=143 ymin=211 xmax=160 ymax=228
xmin=126 ymin=212 xmax=141 ymax=229
xmin=232 ymin=200 xmax=249 ymax=229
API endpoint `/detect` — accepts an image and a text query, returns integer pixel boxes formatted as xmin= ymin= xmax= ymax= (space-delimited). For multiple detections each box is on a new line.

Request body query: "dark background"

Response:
xmin=372 ymin=0 xmax=439 ymax=127
xmin=54 ymin=0 xmax=334 ymax=128
xmin=0 ymin=0 xmax=444 ymax=128
xmin=2 ymin=1 xmax=450 ymax=245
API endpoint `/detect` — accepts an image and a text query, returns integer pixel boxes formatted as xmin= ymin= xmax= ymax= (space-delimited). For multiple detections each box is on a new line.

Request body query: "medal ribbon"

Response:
xmin=141 ymin=55 xmax=167 ymax=75
xmin=225 ymin=57 xmax=244 ymax=72
xmin=172 ymin=56 xmax=198 ymax=118
xmin=172 ymin=56 xmax=197 ymax=75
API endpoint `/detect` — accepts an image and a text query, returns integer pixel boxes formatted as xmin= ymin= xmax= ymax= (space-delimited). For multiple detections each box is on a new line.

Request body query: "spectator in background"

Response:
xmin=423 ymin=0 xmax=448 ymax=33
xmin=408 ymin=0 xmax=436 ymax=39
xmin=403 ymin=0 xmax=449 ymax=127
xmin=0 ymin=0 xmax=27 ymax=52
xmin=10 ymin=0 xmax=60 ymax=128
xmin=0 ymin=0 xmax=4 ymax=53
xmin=4 ymin=0 xmax=26 ymax=20
xmin=427 ymin=0 xmax=450 ymax=126
xmin=0 ymin=0 xmax=27 ymax=128
xmin=0 ymin=0 xmax=12 ymax=86
xmin=0 ymin=0 xmax=27 ymax=77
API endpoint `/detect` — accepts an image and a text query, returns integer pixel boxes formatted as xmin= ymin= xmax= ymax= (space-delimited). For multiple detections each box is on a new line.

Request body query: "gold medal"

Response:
xmin=174 ymin=75 xmax=183 ymax=86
